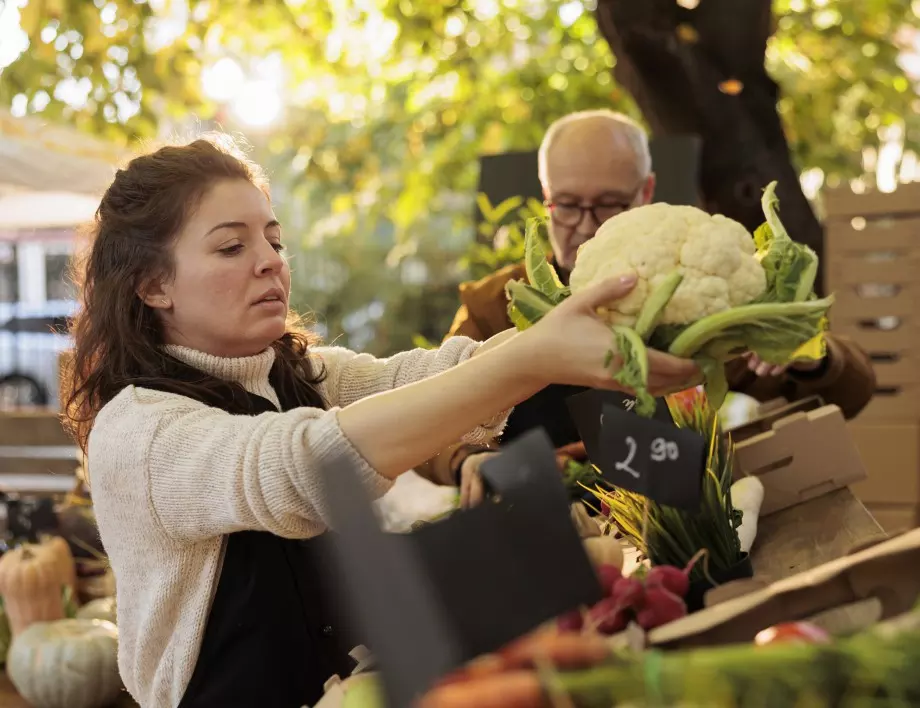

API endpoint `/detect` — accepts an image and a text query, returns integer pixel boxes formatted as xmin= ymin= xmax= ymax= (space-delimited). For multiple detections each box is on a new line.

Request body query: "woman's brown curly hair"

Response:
xmin=63 ymin=134 xmax=325 ymax=453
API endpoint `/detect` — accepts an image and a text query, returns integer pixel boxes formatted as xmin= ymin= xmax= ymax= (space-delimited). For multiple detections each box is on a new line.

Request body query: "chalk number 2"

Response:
xmin=615 ymin=436 xmax=680 ymax=479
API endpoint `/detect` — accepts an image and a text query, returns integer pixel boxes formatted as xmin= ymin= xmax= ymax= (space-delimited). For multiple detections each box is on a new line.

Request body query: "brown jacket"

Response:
xmin=415 ymin=262 xmax=877 ymax=486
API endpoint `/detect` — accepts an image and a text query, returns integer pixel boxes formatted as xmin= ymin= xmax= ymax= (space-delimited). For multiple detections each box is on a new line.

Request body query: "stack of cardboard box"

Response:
xmin=824 ymin=183 xmax=920 ymax=533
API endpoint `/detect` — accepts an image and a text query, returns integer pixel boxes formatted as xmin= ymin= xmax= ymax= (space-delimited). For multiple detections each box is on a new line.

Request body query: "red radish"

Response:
xmin=556 ymin=609 xmax=585 ymax=633
xmin=635 ymin=587 xmax=687 ymax=630
xmin=645 ymin=564 xmax=690 ymax=598
xmin=587 ymin=597 xmax=627 ymax=635
xmin=597 ymin=564 xmax=622 ymax=594
xmin=645 ymin=549 xmax=708 ymax=600
xmin=610 ymin=577 xmax=645 ymax=610
xmin=600 ymin=501 xmax=611 ymax=516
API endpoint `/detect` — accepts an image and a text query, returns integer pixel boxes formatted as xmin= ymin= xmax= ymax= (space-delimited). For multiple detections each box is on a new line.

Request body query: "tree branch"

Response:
xmin=595 ymin=0 xmax=824 ymax=292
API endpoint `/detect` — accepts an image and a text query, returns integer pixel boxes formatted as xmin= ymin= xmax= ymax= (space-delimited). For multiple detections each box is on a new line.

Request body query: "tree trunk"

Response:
xmin=595 ymin=0 xmax=825 ymax=294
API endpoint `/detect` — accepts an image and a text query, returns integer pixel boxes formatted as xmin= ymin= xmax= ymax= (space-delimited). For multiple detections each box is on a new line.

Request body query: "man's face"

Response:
xmin=543 ymin=127 xmax=655 ymax=273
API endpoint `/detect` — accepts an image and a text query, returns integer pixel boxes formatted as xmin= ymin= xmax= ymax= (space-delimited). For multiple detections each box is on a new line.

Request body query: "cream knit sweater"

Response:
xmin=88 ymin=337 xmax=507 ymax=707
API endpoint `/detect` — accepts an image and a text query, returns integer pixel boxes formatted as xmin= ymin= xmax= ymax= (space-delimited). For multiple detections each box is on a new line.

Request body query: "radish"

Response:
xmin=597 ymin=564 xmax=622 ymax=595
xmin=644 ymin=549 xmax=707 ymax=599
xmin=610 ymin=576 xmax=645 ymax=610
xmin=635 ymin=587 xmax=687 ymax=630
xmin=587 ymin=597 xmax=627 ymax=635
xmin=644 ymin=565 xmax=689 ymax=598
xmin=556 ymin=610 xmax=585 ymax=633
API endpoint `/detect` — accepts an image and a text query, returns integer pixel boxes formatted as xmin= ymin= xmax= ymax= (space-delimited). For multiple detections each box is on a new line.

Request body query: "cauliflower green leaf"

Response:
xmin=608 ymin=325 xmax=656 ymax=417
xmin=505 ymin=279 xmax=554 ymax=330
xmin=523 ymin=218 xmax=570 ymax=304
xmin=754 ymin=181 xmax=819 ymax=304
xmin=634 ymin=271 xmax=683 ymax=341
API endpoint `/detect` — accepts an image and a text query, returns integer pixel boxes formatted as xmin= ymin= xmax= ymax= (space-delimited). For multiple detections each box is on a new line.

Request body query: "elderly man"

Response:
xmin=416 ymin=110 xmax=875 ymax=503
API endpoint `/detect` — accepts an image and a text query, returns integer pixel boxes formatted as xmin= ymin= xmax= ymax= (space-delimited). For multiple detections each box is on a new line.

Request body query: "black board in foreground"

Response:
xmin=319 ymin=429 xmax=603 ymax=708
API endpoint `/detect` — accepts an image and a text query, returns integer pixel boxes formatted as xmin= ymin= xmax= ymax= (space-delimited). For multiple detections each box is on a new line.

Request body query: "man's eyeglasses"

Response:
xmin=544 ymin=199 xmax=637 ymax=228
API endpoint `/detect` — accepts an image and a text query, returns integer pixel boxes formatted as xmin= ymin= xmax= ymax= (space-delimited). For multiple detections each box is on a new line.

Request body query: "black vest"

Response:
xmin=133 ymin=359 xmax=357 ymax=708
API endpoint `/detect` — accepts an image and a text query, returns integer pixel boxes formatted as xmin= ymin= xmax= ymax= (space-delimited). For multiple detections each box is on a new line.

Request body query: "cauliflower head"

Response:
xmin=568 ymin=203 xmax=767 ymax=325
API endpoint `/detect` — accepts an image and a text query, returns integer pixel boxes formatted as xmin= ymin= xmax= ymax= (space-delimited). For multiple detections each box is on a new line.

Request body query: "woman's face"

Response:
xmin=146 ymin=178 xmax=291 ymax=358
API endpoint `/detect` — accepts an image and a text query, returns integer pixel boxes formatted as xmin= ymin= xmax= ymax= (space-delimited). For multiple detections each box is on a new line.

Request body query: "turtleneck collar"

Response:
xmin=163 ymin=344 xmax=279 ymax=408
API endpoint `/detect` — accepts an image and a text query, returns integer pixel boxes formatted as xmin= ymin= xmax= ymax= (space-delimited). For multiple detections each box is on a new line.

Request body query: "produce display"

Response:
xmin=335 ymin=602 xmax=920 ymax=708
xmin=0 ymin=541 xmax=68 ymax=637
xmin=0 ymin=497 xmax=121 ymax=708
xmin=506 ymin=181 xmax=832 ymax=415
xmin=557 ymin=560 xmax=694 ymax=636
xmin=582 ymin=388 xmax=748 ymax=588
xmin=7 ymin=619 xmax=121 ymax=708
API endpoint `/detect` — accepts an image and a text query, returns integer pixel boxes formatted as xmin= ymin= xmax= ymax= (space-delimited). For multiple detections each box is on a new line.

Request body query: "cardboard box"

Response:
xmin=824 ymin=210 xmax=920 ymax=423
xmin=848 ymin=423 xmax=920 ymax=503
xmin=648 ymin=526 xmax=920 ymax=649
xmin=726 ymin=398 xmax=868 ymax=516
xmin=823 ymin=182 xmax=920 ymax=218
xmin=865 ymin=503 xmax=920 ymax=535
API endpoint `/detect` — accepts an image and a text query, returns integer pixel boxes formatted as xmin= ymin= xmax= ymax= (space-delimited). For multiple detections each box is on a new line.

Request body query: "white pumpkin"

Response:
xmin=75 ymin=596 xmax=117 ymax=625
xmin=7 ymin=619 xmax=122 ymax=708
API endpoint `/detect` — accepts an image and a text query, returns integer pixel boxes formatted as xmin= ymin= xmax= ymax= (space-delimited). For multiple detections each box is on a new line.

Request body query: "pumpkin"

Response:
xmin=39 ymin=536 xmax=78 ymax=597
xmin=75 ymin=596 xmax=117 ymax=625
xmin=0 ymin=545 xmax=65 ymax=636
xmin=7 ymin=619 xmax=122 ymax=708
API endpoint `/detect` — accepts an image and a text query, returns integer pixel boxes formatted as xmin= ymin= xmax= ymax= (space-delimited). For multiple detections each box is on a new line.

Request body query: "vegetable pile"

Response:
xmin=593 ymin=389 xmax=744 ymax=583
xmin=557 ymin=560 xmax=694 ymax=636
xmin=337 ymin=603 xmax=920 ymax=708
xmin=506 ymin=181 xmax=833 ymax=415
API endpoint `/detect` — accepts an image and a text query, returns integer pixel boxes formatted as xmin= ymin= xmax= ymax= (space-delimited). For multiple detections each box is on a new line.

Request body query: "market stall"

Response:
xmin=308 ymin=190 xmax=899 ymax=708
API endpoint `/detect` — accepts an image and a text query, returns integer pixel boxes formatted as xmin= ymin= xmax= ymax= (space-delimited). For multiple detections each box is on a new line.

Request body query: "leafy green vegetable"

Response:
xmin=609 ymin=326 xmax=655 ymax=417
xmin=665 ymin=298 xmax=833 ymax=361
xmin=754 ymin=181 xmax=819 ymax=304
xmin=698 ymin=356 xmax=730 ymax=410
xmin=504 ymin=279 xmax=554 ymax=330
xmin=504 ymin=183 xmax=832 ymax=418
xmin=633 ymin=271 xmax=683 ymax=341
xmin=523 ymin=217 xmax=570 ymax=304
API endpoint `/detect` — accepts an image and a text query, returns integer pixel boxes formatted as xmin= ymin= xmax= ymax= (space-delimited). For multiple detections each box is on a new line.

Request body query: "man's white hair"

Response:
xmin=538 ymin=110 xmax=651 ymax=186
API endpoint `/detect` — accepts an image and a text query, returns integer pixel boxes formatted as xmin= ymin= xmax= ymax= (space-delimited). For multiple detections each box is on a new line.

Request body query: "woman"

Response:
xmin=63 ymin=135 xmax=698 ymax=708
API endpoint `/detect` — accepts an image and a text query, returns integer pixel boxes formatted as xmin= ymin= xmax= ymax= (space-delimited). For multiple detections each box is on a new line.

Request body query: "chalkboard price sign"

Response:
xmin=598 ymin=402 xmax=706 ymax=510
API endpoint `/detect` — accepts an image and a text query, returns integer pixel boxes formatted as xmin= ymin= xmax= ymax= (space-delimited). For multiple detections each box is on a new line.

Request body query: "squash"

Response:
xmin=0 ymin=545 xmax=66 ymax=636
xmin=7 ymin=619 xmax=122 ymax=708
xmin=39 ymin=536 xmax=78 ymax=597
xmin=75 ymin=596 xmax=116 ymax=625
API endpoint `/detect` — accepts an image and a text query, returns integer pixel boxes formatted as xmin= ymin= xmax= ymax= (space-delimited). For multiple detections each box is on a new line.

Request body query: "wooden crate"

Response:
xmin=824 ymin=186 xmax=920 ymax=422
xmin=0 ymin=409 xmax=79 ymax=493
xmin=849 ymin=423 xmax=920 ymax=504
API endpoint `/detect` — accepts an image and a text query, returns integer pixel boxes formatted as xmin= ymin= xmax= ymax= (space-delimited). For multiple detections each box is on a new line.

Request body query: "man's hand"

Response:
xmin=458 ymin=444 xmax=583 ymax=509
xmin=457 ymin=451 xmax=499 ymax=509
xmin=745 ymin=352 xmax=824 ymax=378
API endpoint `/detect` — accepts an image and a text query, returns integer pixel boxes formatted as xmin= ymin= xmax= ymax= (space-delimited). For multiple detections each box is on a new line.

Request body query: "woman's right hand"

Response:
xmin=512 ymin=274 xmax=700 ymax=394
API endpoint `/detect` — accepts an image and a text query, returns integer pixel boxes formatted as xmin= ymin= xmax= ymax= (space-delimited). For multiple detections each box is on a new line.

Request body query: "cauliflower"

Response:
xmin=568 ymin=204 xmax=767 ymax=326
xmin=504 ymin=182 xmax=833 ymax=416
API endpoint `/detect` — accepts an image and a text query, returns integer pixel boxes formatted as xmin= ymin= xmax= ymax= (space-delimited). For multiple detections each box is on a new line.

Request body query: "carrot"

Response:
xmin=417 ymin=671 xmax=547 ymax=708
